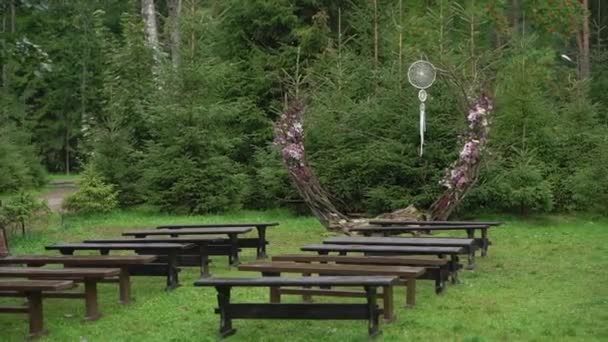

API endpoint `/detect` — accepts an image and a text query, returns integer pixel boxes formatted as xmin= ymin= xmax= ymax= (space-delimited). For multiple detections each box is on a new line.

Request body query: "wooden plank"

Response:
xmin=279 ymin=288 xmax=367 ymax=298
xmin=301 ymin=244 xmax=465 ymax=255
xmin=324 ymin=236 xmax=475 ymax=247
xmin=122 ymin=228 xmax=252 ymax=237
xmin=194 ymin=276 xmax=399 ymax=287
xmin=45 ymin=243 xmax=194 ymax=250
xmin=84 ymin=237 xmax=227 ymax=243
xmin=0 ymin=306 xmax=29 ymax=314
xmin=223 ymin=303 xmax=370 ymax=320
xmin=0 ymin=255 xmax=157 ymax=266
xmin=0 ymin=267 xmax=120 ymax=278
xmin=157 ymin=222 xmax=279 ymax=229
xmin=0 ymin=280 xmax=74 ymax=291
xmin=351 ymin=225 xmax=490 ymax=232
xmin=238 ymin=262 xmax=425 ymax=277
xmin=369 ymin=220 xmax=502 ymax=226
xmin=272 ymin=254 xmax=448 ymax=266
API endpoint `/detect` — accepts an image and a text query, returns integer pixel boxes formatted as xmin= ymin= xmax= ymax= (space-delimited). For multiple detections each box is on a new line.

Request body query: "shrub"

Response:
xmin=0 ymin=192 xmax=49 ymax=236
xmin=63 ymin=166 xmax=118 ymax=214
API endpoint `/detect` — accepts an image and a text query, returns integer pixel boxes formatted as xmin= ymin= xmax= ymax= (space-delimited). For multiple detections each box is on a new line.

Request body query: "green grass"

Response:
xmin=2 ymin=209 xmax=608 ymax=341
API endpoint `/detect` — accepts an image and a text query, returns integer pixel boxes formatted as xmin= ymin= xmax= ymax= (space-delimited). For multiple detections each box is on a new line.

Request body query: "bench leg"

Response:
xmin=166 ymin=251 xmax=180 ymax=291
xmin=257 ymin=227 xmax=267 ymax=259
xmin=84 ymin=279 xmax=101 ymax=321
xmin=216 ymin=286 xmax=236 ymax=338
xmin=450 ymin=256 xmax=460 ymax=284
xmin=302 ymin=273 xmax=312 ymax=303
xmin=435 ymin=268 xmax=447 ymax=294
xmin=119 ymin=267 xmax=132 ymax=304
xmin=364 ymin=286 xmax=380 ymax=337
xmin=200 ymin=244 xmax=211 ymax=278
xmin=382 ymin=285 xmax=394 ymax=322
xmin=481 ymin=228 xmax=489 ymax=257
xmin=27 ymin=291 xmax=47 ymax=338
xmin=405 ymin=279 xmax=416 ymax=308
xmin=229 ymin=234 xmax=240 ymax=266
xmin=467 ymin=248 xmax=476 ymax=270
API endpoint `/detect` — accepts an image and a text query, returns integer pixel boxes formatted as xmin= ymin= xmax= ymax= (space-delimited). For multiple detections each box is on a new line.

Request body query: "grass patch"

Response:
xmin=1 ymin=210 xmax=607 ymax=341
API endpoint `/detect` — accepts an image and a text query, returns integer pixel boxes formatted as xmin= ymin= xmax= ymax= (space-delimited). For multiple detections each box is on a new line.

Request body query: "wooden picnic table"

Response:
xmin=272 ymin=254 xmax=452 ymax=293
xmin=0 ymin=255 xmax=157 ymax=303
xmin=84 ymin=237 xmax=227 ymax=277
xmin=194 ymin=276 xmax=399 ymax=337
xmin=156 ymin=222 xmax=279 ymax=259
xmin=45 ymin=243 xmax=194 ymax=290
xmin=239 ymin=261 xmax=424 ymax=320
xmin=0 ymin=267 xmax=119 ymax=321
xmin=301 ymin=244 xmax=464 ymax=282
xmin=324 ymin=236 xmax=479 ymax=269
xmin=351 ymin=224 xmax=498 ymax=256
xmin=0 ymin=280 xmax=75 ymax=338
xmin=122 ymin=227 xmax=252 ymax=266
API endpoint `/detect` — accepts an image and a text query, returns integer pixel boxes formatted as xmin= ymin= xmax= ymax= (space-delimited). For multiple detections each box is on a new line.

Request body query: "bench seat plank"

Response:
xmin=0 ymin=267 xmax=120 ymax=278
xmin=46 ymin=243 xmax=194 ymax=250
xmin=369 ymin=220 xmax=502 ymax=226
xmin=325 ymin=236 xmax=475 ymax=247
xmin=238 ymin=261 xmax=425 ymax=277
xmin=157 ymin=222 xmax=279 ymax=229
xmin=123 ymin=228 xmax=252 ymax=236
xmin=272 ymin=254 xmax=448 ymax=266
xmin=0 ymin=280 xmax=74 ymax=292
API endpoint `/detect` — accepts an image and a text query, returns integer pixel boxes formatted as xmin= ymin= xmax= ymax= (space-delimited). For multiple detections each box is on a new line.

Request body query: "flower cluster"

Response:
xmin=439 ymin=95 xmax=493 ymax=191
xmin=274 ymin=101 xmax=307 ymax=170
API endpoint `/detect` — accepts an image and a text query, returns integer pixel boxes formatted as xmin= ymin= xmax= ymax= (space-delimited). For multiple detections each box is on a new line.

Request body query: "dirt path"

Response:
xmin=41 ymin=180 xmax=78 ymax=212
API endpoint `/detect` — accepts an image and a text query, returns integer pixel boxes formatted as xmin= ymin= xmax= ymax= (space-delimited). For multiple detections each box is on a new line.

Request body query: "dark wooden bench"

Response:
xmin=273 ymin=254 xmax=453 ymax=293
xmin=156 ymin=222 xmax=279 ymax=258
xmin=301 ymin=244 xmax=464 ymax=283
xmin=0 ymin=267 xmax=119 ymax=321
xmin=324 ymin=236 xmax=478 ymax=269
xmin=0 ymin=280 xmax=75 ymax=338
xmin=367 ymin=220 xmax=503 ymax=256
xmin=193 ymin=276 xmax=399 ymax=338
xmin=238 ymin=261 xmax=424 ymax=321
xmin=122 ymin=228 xmax=252 ymax=266
xmin=45 ymin=243 xmax=195 ymax=290
xmin=0 ymin=255 xmax=155 ymax=304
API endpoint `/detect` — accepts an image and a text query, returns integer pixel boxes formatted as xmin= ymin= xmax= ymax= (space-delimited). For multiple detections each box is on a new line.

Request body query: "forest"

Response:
xmin=2 ymin=0 xmax=608 ymax=220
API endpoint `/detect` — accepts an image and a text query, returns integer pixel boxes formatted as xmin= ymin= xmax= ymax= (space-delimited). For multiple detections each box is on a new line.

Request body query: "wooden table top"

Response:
xmin=123 ymin=227 xmax=252 ymax=237
xmin=324 ymin=236 xmax=475 ymax=247
xmin=46 ymin=243 xmax=195 ymax=251
xmin=369 ymin=220 xmax=503 ymax=226
xmin=273 ymin=254 xmax=449 ymax=266
xmin=84 ymin=237 xmax=228 ymax=244
xmin=301 ymin=244 xmax=465 ymax=255
xmin=0 ymin=267 xmax=120 ymax=278
xmin=194 ymin=276 xmax=400 ymax=287
xmin=0 ymin=255 xmax=157 ymax=265
xmin=350 ymin=225 xmax=492 ymax=232
xmin=157 ymin=222 xmax=279 ymax=229
xmin=238 ymin=261 xmax=425 ymax=277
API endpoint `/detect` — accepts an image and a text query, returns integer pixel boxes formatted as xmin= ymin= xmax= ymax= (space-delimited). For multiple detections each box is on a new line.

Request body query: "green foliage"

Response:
xmin=63 ymin=165 xmax=118 ymax=214
xmin=0 ymin=191 xmax=49 ymax=235
xmin=567 ymin=142 xmax=608 ymax=212
xmin=0 ymin=124 xmax=47 ymax=192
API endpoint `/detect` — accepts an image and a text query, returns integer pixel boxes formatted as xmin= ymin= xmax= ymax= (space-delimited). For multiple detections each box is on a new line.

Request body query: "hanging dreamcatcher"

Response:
xmin=407 ymin=60 xmax=436 ymax=156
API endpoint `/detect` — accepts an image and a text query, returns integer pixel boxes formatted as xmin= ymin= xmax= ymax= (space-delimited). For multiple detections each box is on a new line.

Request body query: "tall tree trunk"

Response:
xmin=579 ymin=0 xmax=591 ymax=79
xmin=373 ymin=0 xmax=379 ymax=71
xmin=509 ymin=0 xmax=521 ymax=35
xmin=167 ymin=0 xmax=182 ymax=67
xmin=141 ymin=0 xmax=160 ymax=54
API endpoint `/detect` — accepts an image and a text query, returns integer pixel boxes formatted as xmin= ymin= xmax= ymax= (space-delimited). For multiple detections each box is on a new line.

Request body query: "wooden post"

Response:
xmin=27 ymin=291 xmax=46 ymax=338
xmin=83 ymin=279 xmax=100 ymax=321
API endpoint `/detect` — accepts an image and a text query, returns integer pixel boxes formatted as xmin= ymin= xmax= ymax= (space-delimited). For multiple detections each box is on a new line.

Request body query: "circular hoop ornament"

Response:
xmin=408 ymin=60 xmax=436 ymax=90
xmin=407 ymin=60 xmax=436 ymax=157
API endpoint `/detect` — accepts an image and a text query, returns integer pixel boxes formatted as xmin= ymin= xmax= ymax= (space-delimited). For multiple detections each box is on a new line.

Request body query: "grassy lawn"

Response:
xmin=2 ymin=210 xmax=607 ymax=341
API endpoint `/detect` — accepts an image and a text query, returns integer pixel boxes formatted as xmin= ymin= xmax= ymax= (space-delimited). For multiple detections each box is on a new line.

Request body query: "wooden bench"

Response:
xmin=324 ymin=236 xmax=478 ymax=269
xmin=193 ymin=276 xmax=399 ymax=338
xmin=45 ymin=243 xmax=194 ymax=290
xmin=122 ymin=228 xmax=252 ymax=266
xmin=273 ymin=254 xmax=453 ymax=293
xmin=301 ymin=244 xmax=464 ymax=283
xmin=367 ymin=220 xmax=503 ymax=257
xmin=0 ymin=280 xmax=75 ymax=338
xmin=156 ymin=222 xmax=279 ymax=258
xmin=0 ymin=267 xmax=120 ymax=321
xmin=238 ymin=261 xmax=425 ymax=321
xmin=0 ymin=255 xmax=155 ymax=304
